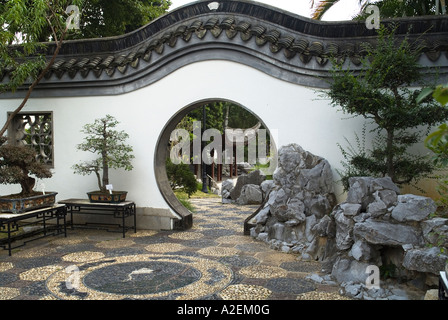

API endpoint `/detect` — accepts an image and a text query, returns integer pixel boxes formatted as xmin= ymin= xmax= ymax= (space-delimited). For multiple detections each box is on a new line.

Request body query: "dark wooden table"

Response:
xmin=59 ymin=199 xmax=136 ymax=238
xmin=0 ymin=204 xmax=67 ymax=256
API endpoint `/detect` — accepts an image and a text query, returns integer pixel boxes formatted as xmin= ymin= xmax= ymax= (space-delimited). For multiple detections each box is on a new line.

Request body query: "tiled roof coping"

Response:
xmin=1 ymin=0 xmax=447 ymax=97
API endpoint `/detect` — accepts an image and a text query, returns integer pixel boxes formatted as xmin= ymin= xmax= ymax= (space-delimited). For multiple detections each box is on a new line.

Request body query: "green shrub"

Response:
xmin=166 ymin=158 xmax=197 ymax=198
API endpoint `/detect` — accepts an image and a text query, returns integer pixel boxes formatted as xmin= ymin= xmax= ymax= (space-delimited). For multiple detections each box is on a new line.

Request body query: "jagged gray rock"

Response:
xmin=402 ymin=247 xmax=448 ymax=275
xmin=421 ymin=217 xmax=448 ymax=245
xmin=353 ymin=219 xmax=424 ymax=247
xmin=222 ymin=170 xmax=267 ymax=205
xmin=221 ymin=179 xmax=234 ymax=201
xmin=250 ymin=145 xmax=445 ymax=300
xmin=326 ymin=176 xmax=444 ymax=299
xmin=391 ymin=194 xmax=438 ymax=222
xmin=230 ymin=170 xmax=265 ymax=201
xmin=237 ymin=184 xmax=263 ymax=205
xmin=250 ymin=144 xmax=336 ymax=260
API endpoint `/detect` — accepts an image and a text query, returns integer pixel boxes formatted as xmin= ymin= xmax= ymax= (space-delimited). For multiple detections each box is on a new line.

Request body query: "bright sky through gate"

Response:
xmin=168 ymin=0 xmax=362 ymax=21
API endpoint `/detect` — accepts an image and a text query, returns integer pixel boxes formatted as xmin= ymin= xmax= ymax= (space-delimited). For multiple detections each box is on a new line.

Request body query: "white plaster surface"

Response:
xmin=0 ymin=60 xmax=368 ymax=227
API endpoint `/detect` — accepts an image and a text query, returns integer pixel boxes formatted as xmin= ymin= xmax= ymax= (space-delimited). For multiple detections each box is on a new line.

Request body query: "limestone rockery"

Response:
xmin=249 ymin=143 xmax=448 ymax=298
xmin=250 ymin=143 xmax=337 ymax=260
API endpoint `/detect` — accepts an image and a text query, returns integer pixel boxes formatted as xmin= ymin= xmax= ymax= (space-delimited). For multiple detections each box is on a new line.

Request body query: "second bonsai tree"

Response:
xmin=0 ymin=136 xmax=56 ymax=212
xmin=72 ymin=115 xmax=134 ymax=202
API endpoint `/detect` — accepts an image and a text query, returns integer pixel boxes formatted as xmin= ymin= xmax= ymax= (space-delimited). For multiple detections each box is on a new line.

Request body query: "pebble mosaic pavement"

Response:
xmin=0 ymin=198 xmax=348 ymax=300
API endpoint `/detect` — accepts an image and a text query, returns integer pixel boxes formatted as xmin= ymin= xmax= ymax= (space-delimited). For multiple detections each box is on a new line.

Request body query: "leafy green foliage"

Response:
xmin=338 ymin=127 xmax=434 ymax=191
xmin=419 ymin=84 xmax=448 ymax=109
xmin=0 ymin=0 xmax=171 ymax=94
xmin=420 ymin=84 xmax=448 ymax=167
xmin=166 ymin=158 xmax=197 ymax=198
xmin=379 ymin=260 xmax=397 ymax=280
xmin=327 ymin=27 xmax=448 ymax=189
xmin=420 ymin=84 xmax=448 ymax=210
xmin=61 ymin=0 xmax=171 ymax=39
xmin=434 ymin=176 xmax=448 ymax=213
xmin=312 ymin=0 xmax=444 ymax=20
xmin=433 ymin=84 xmax=448 ymax=106
xmin=184 ymin=102 xmax=260 ymax=132
xmin=0 ymin=137 xmax=52 ymax=196
xmin=72 ymin=115 xmax=134 ymax=192
xmin=426 ymin=123 xmax=448 ymax=167
xmin=0 ymin=0 xmax=84 ymax=94
xmin=174 ymin=191 xmax=196 ymax=212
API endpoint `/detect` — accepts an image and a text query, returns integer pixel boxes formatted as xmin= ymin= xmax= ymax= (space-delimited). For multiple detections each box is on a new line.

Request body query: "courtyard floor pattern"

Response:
xmin=0 ymin=198 xmax=347 ymax=300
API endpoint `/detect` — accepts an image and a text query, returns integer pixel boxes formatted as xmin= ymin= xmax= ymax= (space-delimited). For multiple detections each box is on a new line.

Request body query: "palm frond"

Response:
xmin=311 ymin=0 xmax=366 ymax=20
xmin=312 ymin=0 xmax=341 ymax=19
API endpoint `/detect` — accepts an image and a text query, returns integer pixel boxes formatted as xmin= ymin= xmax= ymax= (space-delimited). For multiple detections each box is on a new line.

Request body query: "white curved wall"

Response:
xmin=0 ymin=60 xmax=367 ymax=228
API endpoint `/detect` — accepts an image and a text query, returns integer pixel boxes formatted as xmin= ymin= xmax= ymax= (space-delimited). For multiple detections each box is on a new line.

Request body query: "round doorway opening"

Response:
xmin=155 ymin=99 xmax=277 ymax=230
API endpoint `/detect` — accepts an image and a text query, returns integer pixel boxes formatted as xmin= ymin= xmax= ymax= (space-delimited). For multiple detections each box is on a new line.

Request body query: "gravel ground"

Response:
xmin=0 ymin=197 xmax=345 ymax=300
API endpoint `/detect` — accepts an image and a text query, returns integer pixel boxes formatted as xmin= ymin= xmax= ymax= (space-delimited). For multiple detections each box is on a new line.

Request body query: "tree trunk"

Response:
xmin=95 ymin=170 xmax=102 ymax=192
xmin=386 ymin=129 xmax=395 ymax=182
xmin=20 ymin=176 xmax=36 ymax=196
xmin=224 ymin=104 xmax=230 ymax=131
xmin=101 ymin=121 xmax=109 ymax=192
xmin=102 ymin=159 xmax=109 ymax=192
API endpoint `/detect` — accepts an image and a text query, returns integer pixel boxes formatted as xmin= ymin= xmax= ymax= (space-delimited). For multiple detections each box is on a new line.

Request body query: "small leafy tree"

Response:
xmin=327 ymin=27 xmax=448 ymax=190
xmin=72 ymin=115 xmax=134 ymax=192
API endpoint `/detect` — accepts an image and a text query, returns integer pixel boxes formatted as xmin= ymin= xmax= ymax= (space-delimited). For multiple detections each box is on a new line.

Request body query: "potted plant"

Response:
xmin=72 ymin=115 xmax=134 ymax=203
xmin=0 ymin=136 xmax=55 ymax=213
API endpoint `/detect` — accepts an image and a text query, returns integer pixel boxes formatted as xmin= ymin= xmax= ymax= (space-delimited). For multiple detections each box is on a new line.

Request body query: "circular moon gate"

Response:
xmin=155 ymin=98 xmax=277 ymax=230
xmin=46 ymin=254 xmax=234 ymax=300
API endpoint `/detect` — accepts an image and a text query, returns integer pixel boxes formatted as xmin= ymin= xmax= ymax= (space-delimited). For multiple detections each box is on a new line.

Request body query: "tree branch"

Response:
xmin=0 ymin=7 xmax=69 ymax=138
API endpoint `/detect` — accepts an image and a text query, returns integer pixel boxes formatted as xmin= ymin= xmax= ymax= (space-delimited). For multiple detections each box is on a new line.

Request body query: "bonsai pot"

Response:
xmin=0 ymin=192 xmax=58 ymax=214
xmin=87 ymin=191 xmax=128 ymax=203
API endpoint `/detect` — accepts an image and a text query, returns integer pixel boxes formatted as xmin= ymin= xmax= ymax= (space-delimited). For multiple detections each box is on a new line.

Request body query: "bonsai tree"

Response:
xmin=0 ymin=137 xmax=52 ymax=196
xmin=72 ymin=115 xmax=134 ymax=193
xmin=326 ymin=27 xmax=448 ymax=190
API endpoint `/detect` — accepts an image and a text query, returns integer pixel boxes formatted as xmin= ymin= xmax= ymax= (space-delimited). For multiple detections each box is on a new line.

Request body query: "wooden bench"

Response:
xmin=0 ymin=204 xmax=67 ymax=256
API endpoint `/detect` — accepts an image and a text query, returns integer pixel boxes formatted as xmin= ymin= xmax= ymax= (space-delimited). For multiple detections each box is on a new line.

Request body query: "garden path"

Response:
xmin=0 ymin=197 xmax=346 ymax=300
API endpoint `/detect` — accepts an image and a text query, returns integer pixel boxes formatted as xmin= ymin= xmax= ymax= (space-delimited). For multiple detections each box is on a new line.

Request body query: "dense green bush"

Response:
xmin=166 ymin=158 xmax=197 ymax=198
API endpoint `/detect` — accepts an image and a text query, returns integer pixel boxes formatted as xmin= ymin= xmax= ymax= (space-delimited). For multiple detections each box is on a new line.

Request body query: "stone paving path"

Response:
xmin=0 ymin=198 xmax=347 ymax=300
